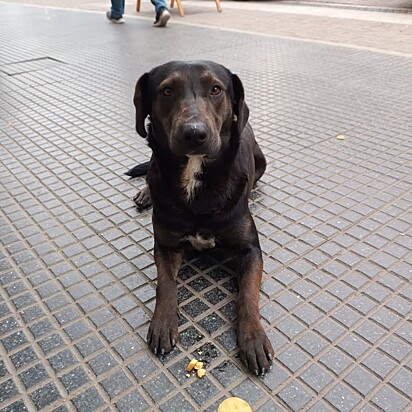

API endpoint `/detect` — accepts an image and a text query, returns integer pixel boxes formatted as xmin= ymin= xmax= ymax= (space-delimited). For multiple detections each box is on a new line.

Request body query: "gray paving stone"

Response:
xmin=276 ymin=316 xmax=306 ymax=339
xmin=320 ymin=349 xmax=352 ymax=375
xmin=49 ymin=349 xmax=78 ymax=373
xmin=2 ymin=400 xmax=29 ymax=412
xmin=0 ymin=379 xmax=19 ymax=403
xmin=325 ymin=383 xmax=361 ymax=411
xmin=261 ymin=302 xmax=286 ymax=323
xmin=278 ymin=380 xmax=313 ymax=410
xmin=362 ymin=350 xmax=397 ymax=379
xmin=301 ymin=364 xmax=333 ymax=393
xmin=314 ymin=318 xmax=346 ymax=342
xmin=186 ymin=376 xmax=219 ymax=406
xmin=0 ymin=316 xmax=19 ymax=336
xmin=88 ymin=352 xmax=118 ymax=376
xmin=372 ymin=386 xmax=409 ymax=412
xmin=75 ymin=335 xmax=104 ymax=358
xmin=10 ymin=347 xmax=38 ymax=369
xmin=297 ymin=332 xmax=328 ymax=356
xmin=348 ymin=295 xmax=376 ymax=315
xmin=256 ymin=399 xmax=285 ymax=412
xmin=389 ymin=368 xmax=412 ymax=399
xmin=1 ymin=331 xmax=28 ymax=352
xmin=116 ymin=390 xmax=149 ymax=412
xmin=19 ymin=363 xmax=49 ymax=389
xmin=0 ymin=360 xmax=8 ymax=379
xmin=128 ymin=354 xmax=157 ymax=380
xmin=354 ymin=320 xmax=386 ymax=344
xmin=371 ymin=307 xmax=402 ymax=329
xmin=260 ymin=362 xmax=288 ymax=391
xmin=100 ymin=321 xmax=128 ymax=342
xmin=230 ymin=378 xmax=265 ymax=406
xmin=344 ymin=366 xmax=380 ymax=396
xmin=60 ymin=366 xmax=90 ymax=393
xmin=379 ymin=335 xmax=411 ymax=362
xmin=278 ymin=346 xmax=310 ymax=373
xmin=338 ymin=334 xmax=370 ymax=360
xmin=160 ymin=393 xmax=196 ymax=412
xmin=113 ymin=335 xmax=142 ymax=360
xmin=72 ymin=387 xmax=105 ymax=412
xmin=101 ymin=370 xmax=132 ymax=399
xmin=30 ymin=382 xmax=61 ymax=410
xmin=143 ymin=372 xmax=175 ymax=402
xmin=1 ymin=3 xmax=412 ymax=411
xmin=204 ymin=397 xmax=226 ymax=412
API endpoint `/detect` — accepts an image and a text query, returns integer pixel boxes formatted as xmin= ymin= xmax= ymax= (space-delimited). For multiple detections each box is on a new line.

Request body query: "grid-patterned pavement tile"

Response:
xmin=1 ymin=2 xmax=412 ymax=411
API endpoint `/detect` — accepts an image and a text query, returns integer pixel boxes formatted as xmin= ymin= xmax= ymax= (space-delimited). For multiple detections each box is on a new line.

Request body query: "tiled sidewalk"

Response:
xmin=3 ymin=0 xmax=412 ymax=55
xmin=0 ymin=3 xmax=411 ymax=411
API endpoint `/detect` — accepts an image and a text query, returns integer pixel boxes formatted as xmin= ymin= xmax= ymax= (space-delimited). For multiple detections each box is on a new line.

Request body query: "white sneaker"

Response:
xmin=153 ymin=8 xmax=170 ymax=27
xmin=106 ymin=10 xmax=125 ymax=24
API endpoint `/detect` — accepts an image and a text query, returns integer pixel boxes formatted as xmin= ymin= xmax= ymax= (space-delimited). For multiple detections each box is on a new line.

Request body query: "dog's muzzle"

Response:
xmin=172 ymin=120 xmax=219 ymax=156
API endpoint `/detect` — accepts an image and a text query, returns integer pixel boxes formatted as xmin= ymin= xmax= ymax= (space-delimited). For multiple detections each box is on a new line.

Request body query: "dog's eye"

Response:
xmin=210 ymin=85 xmax=222 ymax=96
xmin=163 ymin=86 xmax=172 ymax=96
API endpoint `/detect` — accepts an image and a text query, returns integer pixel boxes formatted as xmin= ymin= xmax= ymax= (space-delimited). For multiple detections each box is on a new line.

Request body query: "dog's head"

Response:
xmin=133 ymin=60 xmax=249 ymax=157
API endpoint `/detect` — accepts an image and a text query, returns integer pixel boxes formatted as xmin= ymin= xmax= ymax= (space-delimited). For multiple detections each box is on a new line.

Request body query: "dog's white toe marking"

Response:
xmin=182 ymin=156 xmax=203 ymax=202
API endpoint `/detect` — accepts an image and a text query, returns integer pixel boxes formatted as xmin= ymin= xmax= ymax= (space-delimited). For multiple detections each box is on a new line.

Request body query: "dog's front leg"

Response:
xmin=236 ymin=243 xmax=274 ymax=375
xmin=147 ymin=242 xmax=182 ymax=355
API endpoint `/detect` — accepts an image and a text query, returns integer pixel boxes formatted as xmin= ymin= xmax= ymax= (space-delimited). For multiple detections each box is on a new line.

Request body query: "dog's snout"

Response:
xmin=182 ymin=122 xmax=208 ymax=144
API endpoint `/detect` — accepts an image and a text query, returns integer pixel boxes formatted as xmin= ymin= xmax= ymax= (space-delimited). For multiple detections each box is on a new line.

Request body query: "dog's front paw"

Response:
xmin=133 ymin=184 xmax=152 ymax=210
xmin=238 ymin=325 xmax=274 ymax=376
xmin=147 ymin=311 xmax=178 ymax=355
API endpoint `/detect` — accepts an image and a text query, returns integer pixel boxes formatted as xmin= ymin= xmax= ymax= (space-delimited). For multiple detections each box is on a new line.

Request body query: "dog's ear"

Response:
xmin=232 ymin=74 xmax=249 ymax=135
xmin=133 ymin=73 xmax=150 ymax=138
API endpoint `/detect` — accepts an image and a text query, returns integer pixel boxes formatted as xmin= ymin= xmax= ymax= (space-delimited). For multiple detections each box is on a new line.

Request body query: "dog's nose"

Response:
xmin=182 ymin=122 xmax=207 ymax=145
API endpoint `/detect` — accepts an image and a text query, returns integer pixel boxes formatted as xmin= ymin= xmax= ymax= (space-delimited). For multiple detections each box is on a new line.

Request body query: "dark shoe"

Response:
xmin=106 ymin=10 xmax=125 ymax=24
xmin=154 ymin=8 xmax=170 ymax=27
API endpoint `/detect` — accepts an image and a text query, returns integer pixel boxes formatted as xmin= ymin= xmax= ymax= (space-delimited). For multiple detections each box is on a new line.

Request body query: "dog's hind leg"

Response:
xmin=253 ymin=142 xmax=266 ymax=185
xmin=133 ymin=183 xmax=152 ymax=210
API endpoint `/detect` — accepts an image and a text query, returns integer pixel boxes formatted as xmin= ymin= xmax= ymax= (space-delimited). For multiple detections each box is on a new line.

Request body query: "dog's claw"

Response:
xmin=238 ymin=325 xmax=274 ymax=375
xmin=161 ymin=348 xmax=165 ymax=355
xmin=172 ymin=339 xmax=176 ymax=346
xmin=154 ymin=347 xmax=157 ymax=355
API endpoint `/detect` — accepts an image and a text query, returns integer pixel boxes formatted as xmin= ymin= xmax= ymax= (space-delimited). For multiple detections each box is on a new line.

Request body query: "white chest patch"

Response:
xmin=181 ymin=156 xmax=203 ymax=202
xmin=186 ymin=233 xmax=216 ymax=251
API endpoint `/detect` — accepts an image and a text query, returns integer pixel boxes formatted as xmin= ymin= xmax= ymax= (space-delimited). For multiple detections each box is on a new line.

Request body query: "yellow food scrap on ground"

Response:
xmin=336 ymin=134 xmax=345 ymax=140
xmin=196 ymin=368 xmax=206 ymax=378
xmin=194 ymin=361 xmax=204 ymax=370
xmin=186 ymin=359 xmax=198 ymax=372
xmin=218 ymin=397 xmax=252 ymax=412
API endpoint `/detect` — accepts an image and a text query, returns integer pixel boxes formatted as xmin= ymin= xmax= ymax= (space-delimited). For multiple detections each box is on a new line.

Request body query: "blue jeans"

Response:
xmin=111 ymin=0 xmax=168 ymax=18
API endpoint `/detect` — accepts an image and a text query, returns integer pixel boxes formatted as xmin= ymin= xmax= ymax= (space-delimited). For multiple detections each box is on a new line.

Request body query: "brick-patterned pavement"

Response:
xmin=0 ymin=2 xmax=411 ymax=411
xmin=288 ymin=0 xmax=412 ymax=8
xmin=2 ymin=0 xmax=412 ymax=55
xmin=287 ymin=0 xmax=411 ymax=8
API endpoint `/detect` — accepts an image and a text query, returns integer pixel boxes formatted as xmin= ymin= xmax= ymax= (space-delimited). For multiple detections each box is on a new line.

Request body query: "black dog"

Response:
xmin=127 ymin=61 xmax=274 ymax=375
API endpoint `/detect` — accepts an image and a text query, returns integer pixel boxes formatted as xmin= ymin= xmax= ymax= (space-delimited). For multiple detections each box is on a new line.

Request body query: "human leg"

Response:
xmin=151 ymin=0 xmax=167 ymax=15
xmin=108 ymin=0 xmax=125 ymax=20
xmin=151 ymin=0 xmax=170 ymax=27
